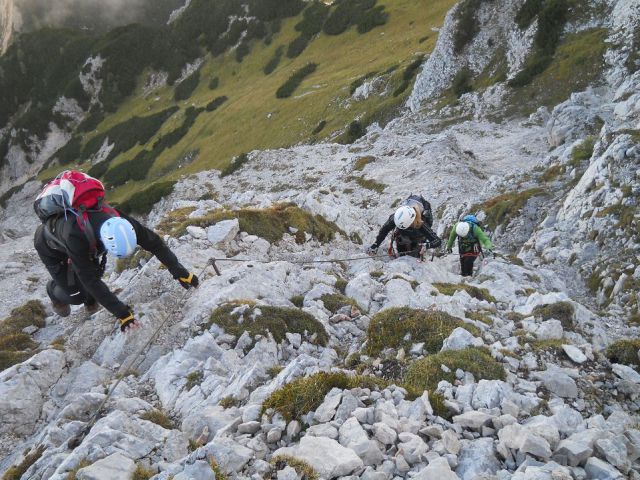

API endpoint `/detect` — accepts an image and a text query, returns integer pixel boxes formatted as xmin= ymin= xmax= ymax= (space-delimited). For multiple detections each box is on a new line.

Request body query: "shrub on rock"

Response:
xmin=605 ymin=339 xmax=640 ymax=367
xmin=532 ymin=302 xmax=575 ymax=329
xmin=433 ymin=282 xmax=497 ymax=303
xmin=365 ymin=307 xmax=481 ymax=356
xmin=404 ymin=347 xmax=505 ymax=393
xmin=207 ymin=302 xmax=328 ymax=347
xmin=262 ymin=371 xmax=387 ymax=421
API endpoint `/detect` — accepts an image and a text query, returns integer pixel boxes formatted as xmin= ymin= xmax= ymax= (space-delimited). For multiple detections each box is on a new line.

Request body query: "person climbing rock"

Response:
xmin=368 ymin=194 xmax=441 ymax=258
xmin=33 ymin=170 xmax=199 ymax=332
xmin=446 ymin=214 xmax=494 ymax=277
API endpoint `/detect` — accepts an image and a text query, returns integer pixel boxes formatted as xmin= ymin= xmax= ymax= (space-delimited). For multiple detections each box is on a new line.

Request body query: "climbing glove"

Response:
xmin=178 ymin=272 xmax=200 ymax=290
xmin=367 ymin=244 xmax=378 ymax=255
xmin=119 ymin=312 xmax=138 ymax=333
xmin=446 ymin=247 xmax=453 ymax=254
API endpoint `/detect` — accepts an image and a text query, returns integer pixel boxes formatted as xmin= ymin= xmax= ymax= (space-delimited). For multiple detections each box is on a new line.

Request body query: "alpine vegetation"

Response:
xmin=0 ymin=0 xmax=639 ymax=479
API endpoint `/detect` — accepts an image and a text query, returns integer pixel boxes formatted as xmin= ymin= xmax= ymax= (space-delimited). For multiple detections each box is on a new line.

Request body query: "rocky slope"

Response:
xmin=0 ymin=0 xmax=639 ymax=479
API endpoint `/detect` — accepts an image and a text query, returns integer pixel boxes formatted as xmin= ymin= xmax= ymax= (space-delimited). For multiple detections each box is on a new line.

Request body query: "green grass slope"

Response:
xmin=39 ymin=0 xmax=456 ymax=205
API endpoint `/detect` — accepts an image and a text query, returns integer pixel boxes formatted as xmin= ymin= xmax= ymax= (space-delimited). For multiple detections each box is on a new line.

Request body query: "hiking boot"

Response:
xmin=52 ymin=300 xmax=71 ymax=317
xmin=84 ymin=302 xmax=100 ymax=315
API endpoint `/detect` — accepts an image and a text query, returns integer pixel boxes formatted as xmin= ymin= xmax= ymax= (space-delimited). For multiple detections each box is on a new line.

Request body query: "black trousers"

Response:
xmin=396 ymin=238 xmax=421 ymax=258
xmin=460 ymin=255 xmax=476 ymax=276
xmin=35 ymin=225 xmax=95 ymax=306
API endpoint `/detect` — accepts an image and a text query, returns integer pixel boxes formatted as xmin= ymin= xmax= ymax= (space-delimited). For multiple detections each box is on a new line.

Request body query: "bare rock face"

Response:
xmin=273 ymin=436 xmax=364 ymax=479
xmin=0 ymin=350 xmax=65 ymax=437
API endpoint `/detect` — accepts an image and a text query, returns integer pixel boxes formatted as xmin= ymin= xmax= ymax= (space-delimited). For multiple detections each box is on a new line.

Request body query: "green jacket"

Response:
xmin=446 ymin=223 xmax=493 ymax=253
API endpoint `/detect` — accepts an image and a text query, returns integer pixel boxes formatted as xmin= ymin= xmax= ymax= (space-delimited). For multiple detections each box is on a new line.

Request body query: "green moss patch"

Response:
xmin=272 ymin=455 xmax=319 ymax=480
xmin=354 ymin=156 xmax=376 ymax=171
xmin=207 ymin=302 xmax=328 ymax=346
xmin=0 ymin=300 xmax=47 ymax=371
xmin=532 ymin=301 xmax=574 ymax=329
xmin=605 ymin=339 xmax=640 ymax=367
xmin=1 ymin=446 xmax=45 ymax=480
xmin=470 ymin=188 xmax=546 ymax=231
xmin=165 ymin=203 xmax=344 ymax=244
xmin=320 ymin=294 xmax=360 ymax=314
xmin=365 ymin=307 xmax=480 ymax=357
xmin=465 ymin=310 xmax=493 ymax=325
xmin=262 ymin=371 xmax=388 ymax=421
xmin=433 ymin=283 xmax=497 ymax=303
xmin=404 ymin=347 xmax=505 ymax=393
xmin=140 ymin=409 xmax=174 ymax=430
xmin=118 ymin=181 xmax=177 ymax=215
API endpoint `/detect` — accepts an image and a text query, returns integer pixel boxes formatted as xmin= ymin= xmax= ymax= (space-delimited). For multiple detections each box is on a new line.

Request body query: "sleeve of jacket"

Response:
xmin=446 ymin=227 xmax=457 ymax=250
xmin=120 ymin=212 xmax=189 ymax=280
xmin=474 ymin=225 xmax=494 ymax=250
xmin=374 ymin=215 xmax=396 ymax=246
xmin=67 ymin=234 xmax=131 ymax=318
xmin=420 ymin=224 xmax=442 ymax=248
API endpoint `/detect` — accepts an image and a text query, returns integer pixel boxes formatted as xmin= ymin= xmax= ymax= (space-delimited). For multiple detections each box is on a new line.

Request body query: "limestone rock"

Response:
xmin=76 ymin=453 xmax=135 ymax=480
xmin=273 ymin=436 xmax=364 ymax=479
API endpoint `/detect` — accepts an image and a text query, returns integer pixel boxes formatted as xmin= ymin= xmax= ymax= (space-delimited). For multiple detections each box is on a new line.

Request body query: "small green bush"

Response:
xmin=264 ymin=46 xmax=284 ymax=75
xmin=509 ymin=0 xmax=568 ymax=86
xmin=235 ymin=41 xmax=251 ymax=62
xmin=220 ymin=153 xmax=249 ymax=177
xmin=186 ymin=370 xmax=204 ymax=390
xmin=452 ymin=68 xmax=474 ymax=97
xmin=206 ymin=95 xmax=228 ymax=112
xmin=365 ymin=307 xmax=481 ymax=356
xmin=465 ymin=310 xmax=493 ymax=325
xmin=470 ymin=187 xmax=546 ymax=231
xmin=357 ymin=5 xmax=389 ymax=33
xmin=1 ymin=446 xmax=45 ymax=480
xmin=606 ymin=339 xmax=640 ymax=367
xmin=354 ymin=156 xmax=375 ymax=171
xmin=140 ymin=409 xmax=174 ymax=430
xmin=393 ymin=56 xmax=424 ymax=97
xmin=262 ymin=371 xmax=388 ymax=421
xmin=341 ymin=121 xmax=367 ymax=144
xmin=515 ymin=0 xmax=544 ymax=29
xmin=219 ymin=396 xmax=239 ymax=408
xmin=569 ymin=136 xmax=596 ymax=166
xmin=82 ymin=107 xmax=178 ymax=163
xmin=404 ymin=347 xmax=505 ymax=393
xmin=175 ymin=70 xmax=201 ymax=101
xmin=208 ymin=76 xmax=220 ymax=90
xmin=323 ymin=0 xmax=388 ymax=36
xmin=531 ymin=301 xmax=574 ymax=329
xmin=167 ymin=203 xmax=344 ymax=243
xmin=453 ymin=0 xmax=481 ymax=54
xmin=132 ymin=464 xmax=155 ymax=480
xmin=352 ymin=176 xmax=385 ymax=192
xmin=287 ymin=35 xmax=312 ymax=58
xmin=208 ymin=302 xmax=328 ymax=346
xmin=51 ymin=136 xmax=82 ymax=165
xmin=433 ymin=283 xmax=497 ymax=303
xmin=320 ymin=294 xmax=360 ymax=313
xmin=272 ymin=455 xmax=319 ymax=480
xmin=290 ymin=295 xmax=304 ymax=308
xmin=295 ymin=1 xmax=330 ymax=37
xmin=276 ymin=63 xmax=318 ymax=98
xmin=0 ymin=300 xmax=47 ymax=336
xmin=0 ymin=183 xmax=25 ymax=209
xmin=118 ymin=181 xmax=177 ymax=214
xmin=311 ymin=120 xmax=327 ymax=135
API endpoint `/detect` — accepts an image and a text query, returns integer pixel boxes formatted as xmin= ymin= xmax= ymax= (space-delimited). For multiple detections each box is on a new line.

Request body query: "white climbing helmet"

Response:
xmin=394 ymin=206 xmax=416 ymax=229
xmin=456 ymin=221 xmax=470 ymax=237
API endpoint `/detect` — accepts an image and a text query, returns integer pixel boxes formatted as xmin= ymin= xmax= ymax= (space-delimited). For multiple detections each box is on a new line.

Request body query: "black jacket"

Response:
xmin=374 ymin=214 xmax=442 ymax=249
xmin=34 ymin=210 xmax=188 ymax=319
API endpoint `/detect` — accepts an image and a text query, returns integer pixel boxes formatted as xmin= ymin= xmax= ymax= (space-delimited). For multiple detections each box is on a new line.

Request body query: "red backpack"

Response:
xmin=34 ymin=170 xmax=119 ymax=253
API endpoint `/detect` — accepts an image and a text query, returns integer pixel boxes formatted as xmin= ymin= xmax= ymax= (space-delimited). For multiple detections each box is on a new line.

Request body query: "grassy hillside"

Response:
xmin=38 ymin=0 xmax=456 ymax=204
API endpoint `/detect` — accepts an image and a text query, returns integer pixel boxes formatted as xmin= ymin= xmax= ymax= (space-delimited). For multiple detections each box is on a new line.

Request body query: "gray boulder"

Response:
xmin=76 ymin=453 xmax=135 ymax=480
xmin=456 ymin=438 xmax=500 ymax=480
xmin=273 ymin=436 xmax=364 ymax=479
xmin=584 ymin=457 xmax=624 ymax=479
xmin=414 ymin=457 xmax=459 ymax=480
xmin=207 ymin=218 xmax=239 ymax=245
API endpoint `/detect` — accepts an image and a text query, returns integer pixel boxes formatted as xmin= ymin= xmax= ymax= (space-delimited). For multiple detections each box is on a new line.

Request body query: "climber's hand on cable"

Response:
xmin=446 ymin=247 xmax=453 ymax=254
xmin=367 ymin=244 xmax=378 ymax=256
xmin=119 ymin=312 xmax=139 ymax=333
xmin=178 ymin=272 xmax=199 ymax=290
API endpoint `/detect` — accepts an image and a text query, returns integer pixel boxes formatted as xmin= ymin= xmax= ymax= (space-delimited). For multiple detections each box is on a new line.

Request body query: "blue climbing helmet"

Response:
xmin=99 ymin=217 xmax=137 ymax=258
xmin=463 ymin=214 xmax=479 ymax=225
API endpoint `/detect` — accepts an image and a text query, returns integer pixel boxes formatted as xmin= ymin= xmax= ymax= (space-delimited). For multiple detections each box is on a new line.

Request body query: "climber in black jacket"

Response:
xmin=34 ymin=209 xmax=199 ymax=332
xmin=368 ymin=194 xmax=442 ymax=258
